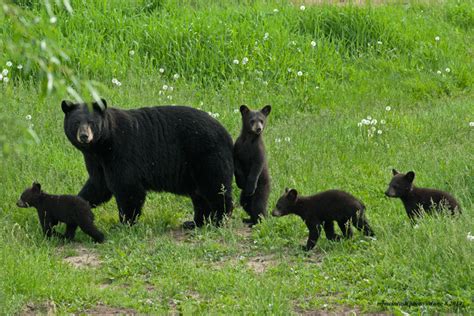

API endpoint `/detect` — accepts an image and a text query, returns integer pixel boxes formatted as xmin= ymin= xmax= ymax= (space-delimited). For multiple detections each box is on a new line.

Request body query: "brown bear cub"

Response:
xmin=272 ymin=188 xmax=374 ymax=251
xmin=385 ymin=169 xmax=461 ymax=221
xmin=234 ymin=105 xmax=271 ymax=226
xmin=17 ymin=182 xmax=105 ymax=243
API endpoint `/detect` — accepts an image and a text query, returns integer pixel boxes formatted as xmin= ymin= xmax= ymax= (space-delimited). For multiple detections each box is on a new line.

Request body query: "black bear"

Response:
xmin=272 ymin=188 xmax=374 ymax=251
xmin=61 ymin=99 xmax=234 ymax=228
xmin=234 ymin=104 xmax=271 ymax=226
xmin=385 ymin=169 xmax=461 ymax=221
xmin=17 ymin=182 xmax=105 ymax=243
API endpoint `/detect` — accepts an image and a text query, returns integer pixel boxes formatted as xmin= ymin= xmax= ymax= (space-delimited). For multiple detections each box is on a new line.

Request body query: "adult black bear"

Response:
xmin=272 ymin=188 xmax=374 ymax=251
xmin=234 ymin=105 xmax=271 ymax=226
xmin=17 ymin=182 xmax=105 ymax=243
xmin=62 ymin=99 xmax=234 ymax=228
xmin=385 ymin=169 xmax=461 ymax=221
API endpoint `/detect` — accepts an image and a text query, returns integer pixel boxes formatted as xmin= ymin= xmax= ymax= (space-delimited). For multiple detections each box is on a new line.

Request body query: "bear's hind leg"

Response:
xmin=183 ymin=194 xmax=211 ymax=229
xmin=352 ymin=213 xmax=375 ymax=237
xmin=323 ymin=221 xmax=342 ymax=241
xmin=114 ymin=188 xmax=146 ymax=225
xmin=78 ymin=219 xmax=105 ymax=243
xmin=64 ymin=224 xmax=78 ymax=241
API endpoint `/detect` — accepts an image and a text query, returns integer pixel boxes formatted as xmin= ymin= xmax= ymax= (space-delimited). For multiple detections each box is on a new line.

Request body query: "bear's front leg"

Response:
xmin=243 ymin=163 xmax=263 ymax=196
xmin=79 ymin=156 xmax=112 ymax=207
xmin=114 ymin=188 xmax=146 ymax=225
xmin=303 ymin=222 xmax=322 ymax=251
xmin=234 ymin=158 xmax=246 ymax=189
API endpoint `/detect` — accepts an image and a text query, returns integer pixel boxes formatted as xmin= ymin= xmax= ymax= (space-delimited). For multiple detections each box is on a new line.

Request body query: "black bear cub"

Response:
xmin=385 ymin=169 xmax=461 ymax=221
xmin=234 ymin=104 xmax=271 ymax=226
xmin=17 ymin=182 xmax=105 ymax=243
xmin=272 ymin=188 xmax=374 ymax=251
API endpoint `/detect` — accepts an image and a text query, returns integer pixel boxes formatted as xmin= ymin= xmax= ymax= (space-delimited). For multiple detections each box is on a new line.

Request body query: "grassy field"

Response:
xmin=1 ymin=0 xmax=473 ymax=314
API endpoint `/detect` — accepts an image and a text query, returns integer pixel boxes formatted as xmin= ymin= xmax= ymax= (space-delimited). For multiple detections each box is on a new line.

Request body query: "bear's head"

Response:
xmin=17 ymin=182 xmax=42 ymax=208
xmin=385 ymin=169 xmax=415 ymax=198
xmin=272 ymin=188 xmax=298 ymax=217
xmin=239 ymin=104 xmax=271 ymax=136
xmin=62 ymin=98 xmax=108 ymax=150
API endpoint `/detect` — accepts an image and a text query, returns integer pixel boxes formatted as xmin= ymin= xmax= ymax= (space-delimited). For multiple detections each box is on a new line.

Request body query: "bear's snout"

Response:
xmin=16 ymin=199 xmax=28 ymax=208
xmin=272 ymin=209 xmax=282 ymax=217
xmin=385 ymin=189 xmax=396 ymax=197
xmin=76 ymin=124 xmax=93 ymax=144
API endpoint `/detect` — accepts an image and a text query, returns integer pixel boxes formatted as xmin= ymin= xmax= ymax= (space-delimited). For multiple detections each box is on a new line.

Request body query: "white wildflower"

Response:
xmin=242 ymin=57 xmax=249 ymax=65
xmin=273 ymin=8 xmax=279 ymax=13
xmin=445 ymin=67 xmax=451 ymax=73
xmin=377 ymin=130 xmax=383 ymax=135
xmin=112 ymin=78 xmax=121 ymax=86
xmin=437 ymin=70 xmax=442 ymax=75
xmin=297 ymin=71 xmax=303 ymax=76
xmin=377 ymin=41 xmax=382 ymax=45
xmin=311 ymin=41 xmax=316 ymax=47
xmin=162 ymin=85 xmax=168 ymax=91
xmin=371 ymin=119 xmax=377 ymax=125
xmin=380 ymin=120 xmax=386 ymax=125
xmin=173 ymin=73 xmax=180 ymax=80
xmin=50 ymin=16 xmax=57 ymax=24
xmin=25 ymin=115 xmax=32 ymax=120
xmin=300 ymin=5 xmax=305 ymax=11
xmin=6 ymin=61 xmax=12 ymax=67
xmin=287 ymin=68 xmax=292 ymax=73
xmin=385 ymin=106 xmax=391 ymax=111
xmin=263 ymin=32 xmax=269 ymax=40
xmin=275 ymin=138 xmax=282 ymax=143
xmin=3 ymin=77 xmax=9 ymax=83
xmin=129 ymin=50 xmax=135 ymax=56
xmin=284 ymin=137 xmax=291 ymax=142
xmin=435 ymin=36 xmax=440 ymax=41
xmin=2 ymin=69 xmax=8 ymax=76
xmin=169 ymin=86 xmax=174 ymax=92
xmin=159 ymin=68 xmax=165 ymax=73
xmin=233 ymin=59 xmax=239 ymax=64
xmin=17 ymin=64 xmax=23 ymax=70
xmin=470 ymin=122 xmax=474 ymax=127
xmin=367 ymin=115 xmax=372 ymax=120
xmin=40 ymin=40 xmax=47 ymax=50
xmin=233 ymin=109 xmax=239 ymax=114
xmin=467 ymin=232 xmax=474 ymax=241
xmin=0 ymin=74 xmax=3 ymax=80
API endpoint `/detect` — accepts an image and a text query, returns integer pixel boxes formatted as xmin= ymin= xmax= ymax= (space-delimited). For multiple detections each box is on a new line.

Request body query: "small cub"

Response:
xmin=272 ymin=188 xmax=374 ymax=251
xmin=17 ymin=182 xmax=105 ymax=243
xmin=234 ymin=104 xmax=271 ymax=226
xmin=385 ymin=169 xmax=461 ymax=221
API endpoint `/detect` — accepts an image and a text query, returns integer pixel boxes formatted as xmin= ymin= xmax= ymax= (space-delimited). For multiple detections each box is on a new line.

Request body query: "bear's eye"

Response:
xmin=250 ymin=119 xmax=255 ymax=124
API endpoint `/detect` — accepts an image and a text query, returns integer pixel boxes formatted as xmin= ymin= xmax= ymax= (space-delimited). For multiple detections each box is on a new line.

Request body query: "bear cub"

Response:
xmin=17 ymin=182 xmax=105 ymax=243
xmin=272 ymin=188 xmax=374 ymax=251
xmin=385 ymin=169 xmax=461 ymax=221
xmin=234 ymin=105 xmax=271 ymax=226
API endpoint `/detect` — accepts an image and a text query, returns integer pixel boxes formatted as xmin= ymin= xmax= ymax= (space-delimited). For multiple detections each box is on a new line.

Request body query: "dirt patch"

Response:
xmin=81 ymin=303 xmax=136 ymax=315
xmin=62 ymin=245 xmax=101 ymax=269
xmin=169 ymin=228 xmax=193 ymax=243
xmin=20 ymin=301 xmax=57 ymax=315
xmin=246 ymin=254 xmax=277 ymax=274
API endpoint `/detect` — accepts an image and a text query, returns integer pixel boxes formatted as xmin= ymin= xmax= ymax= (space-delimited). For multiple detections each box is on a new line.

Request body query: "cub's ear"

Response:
xmin=261 ymin=105 xmax=271 ymax=117
xmin=405 ymin=171 xmax=415 ymax=182
xmin=240 ymin=105 xmax=250 ymax=115
xmin=92 ymin=98 xmax=107 ymax=112
xmin=284 ymin=187 xmax=289 ymax=193
xmin=287 ymin=189 xmax=298 ymax=201
xmin=32 ymin=182 xmax=41 ymax=192
xmin=61 ymin=100 xmax=74 ymax=114
xmin=392 ymin=169 xmax=399 ymax=176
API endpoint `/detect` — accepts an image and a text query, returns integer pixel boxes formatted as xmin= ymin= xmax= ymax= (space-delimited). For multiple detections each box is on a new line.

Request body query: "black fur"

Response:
xmin=272 ymin=188 xmax=374 ymax=251
xmin=385 ymin=169 xmax=461 ymax=221
xmin=17 ymin=182 xmax=105 ymax=243
xmin=62 ymin=99 xmax=234 ymax=228
xmin=234 ymin=105 xmax=271 ymax=226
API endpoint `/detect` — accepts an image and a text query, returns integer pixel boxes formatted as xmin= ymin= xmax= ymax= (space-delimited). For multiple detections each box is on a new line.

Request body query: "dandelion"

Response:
xmin=284 ymin=137 xmax=291 ymax=142
xmin=297 ymin=71 xmax=303 ymax=76
xmin=367 ymin=115 xmax=372 ymax=120
xmin=371 ymin=119 xmax=378 ymax=125
xmin=275 ymin=138 xmax=282 ymax=143
xmin=159 ymin=68 xmax=165 ymax=73
xmin=25 ymin=115 xmax=32 ymax=120
xmin=311 ymin=41 xmax=316 ymax=47
xmin=112 ymin=78 xmax=121 ymax=86
xmin=435 ymin=36 xmax=440 ymax=41
xmin=162 ymin=85 xmax=168 ymax=90
xmin=6 ymin=61 xmax=12 ymax=67
xmin=300 ymin=5 xmax=306 ymax=11
xmin=129 ymin=50 xmax=135 ymax=56
xmin=273 ymin=8 xmax=279 ymax=12
xmin=437 ymin=70 xmax=442 ymax=75
xmin=49 ymin=16 xmax=57 ymax=24
xmin=361 ymin=119 xmax=370 ymax=125
xmin=287 ymin=68 xmax=292 ymax=73
xmin=380 ymin=119 xmax=386 ymax=124
xmin=242 ymin=57 xmax=249 ymax=65
xmin=40 ymin=40 xmax=47 ymax=50
xmin=2 ymin=69 xmax=8 ymax=76
xmin=385 ymin=106 xmax=391 ymax=111
xmin=3 ymin=77 xmax=9 ymax=83
xmin=467 ymin=232 xmax=474 ymax=241
xmin=17 ymin=64 xmax=23 ymax=70
xmin=263 ymin=32 xmax=269 ymax=40
xmin=377 ymin=41 xmax=382 ymax=45
xmin=0 ymin=74 xmax=2 ymax=80
xmin=469 ymin=122 xmax=474 ymax=127
xmin=173 ymin=73 xmax=180 ymax=80
xmin=445 ymin=67 xmax=451 ymax=73
xmin=233 ymin=59 xmax=239 ymax=65
xmin=377 ymin=130 xmax=383 ymax=135
xmin=233 ymin=109 xmax=239 ymax=114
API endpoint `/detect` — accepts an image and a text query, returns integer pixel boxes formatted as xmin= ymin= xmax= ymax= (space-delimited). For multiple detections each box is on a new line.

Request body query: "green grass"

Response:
xmin=1 ymin=0 xmax=473 ymax=314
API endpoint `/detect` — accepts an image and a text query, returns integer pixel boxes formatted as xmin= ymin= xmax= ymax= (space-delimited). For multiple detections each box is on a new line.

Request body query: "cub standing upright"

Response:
xmin=234 ymin=105 xmax=271 ymax=226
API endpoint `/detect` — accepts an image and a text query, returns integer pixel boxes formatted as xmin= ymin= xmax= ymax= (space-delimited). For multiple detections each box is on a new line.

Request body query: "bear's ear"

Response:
xmin=287 ymin=189 xmax=298 ymax=201
xmin=284 ymin=187 xmax=289 ymax=193
xmin=405 ymin=171 xmax=415 ymax=182
xmin=392 ymin=168 xmax=399 ymax=176
xmin=92 ymin=98 xmax=107 ymax=113
xmin=240 ymin=105 xmax=250 ymax=115
xmin=61 ymin=100 xmax=74 ymax=114
xmin=32 ymin=182 xmax=41 ymax=192
xmin=261 ymin=105 xmax=271 ymax=117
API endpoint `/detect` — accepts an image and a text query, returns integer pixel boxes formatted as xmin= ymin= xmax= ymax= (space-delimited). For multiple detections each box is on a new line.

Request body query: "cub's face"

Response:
xmin=385 ymin=169 xmax=415 ymax=198
xmin=272 ymin=188 xmax=298 ymax=217
xmin=62 ymin=98 xmax=108 ymax=149
xmin=240 ymin=104 xmax=271 ymax=135
xmin=17 ymin=182 xmax=41 ymax=208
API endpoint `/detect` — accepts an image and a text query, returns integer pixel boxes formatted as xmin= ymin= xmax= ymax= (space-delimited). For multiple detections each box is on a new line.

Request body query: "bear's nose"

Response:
xmin=79 ymin=134 xmax=89 ymax=143
xmin=256 ymin=127 xmax=262 ymax=134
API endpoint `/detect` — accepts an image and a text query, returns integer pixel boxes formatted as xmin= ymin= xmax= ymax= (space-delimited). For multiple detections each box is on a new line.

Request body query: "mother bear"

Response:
xmin=62 ymin=98 xmax=234 ymax=228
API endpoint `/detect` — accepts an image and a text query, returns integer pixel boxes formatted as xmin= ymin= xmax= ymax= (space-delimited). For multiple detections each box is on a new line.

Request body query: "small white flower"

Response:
xmin=437 ymin=70 xmax=442 ymax=75
xmin=284 ymin=137 xmax=291 ymax=142
xmin=17 ymin=64 xmax=23 ymax=70
xmin=469 ymin=122 xmax=474 ymax=127
xmin=263 ymin=32 xmax=269 ymax=40
xmin=2 ymin=69 xmax=8 ymax=76
xmin=159 ymin=68 xmax=165 ymax=73
xmin=311 ymin=40 xmax=316 ymax=47
xmin=435 ymin=36 xmax=440 ymax=41
xmin=377 ymin=41 xmax=382 ymax=45
xmin=50 ymin=16 xmax=57 ymax=24
xmin=275 ymin=138 xmax=282 ymax=143
xmin=25 ymin=115 xmax=32 ymax=120
xmin=129 ymin=50 xmax=135 ymax=56
xmin=3 ymin=77 xmax=9 ymax=83
xmin=287 ymin=68 xmax=292 ymax=73
xmin=112 ymin=78 xmax=121 ymax=86
xmin=300 ymin=5 xmax=305 ymax=11
xmin=233 ymin=59 xmax=239 ymax=64
xmin=242 ymin=57 xmax=249 ymax=65
xmin=6 ymin=61 xmax=12 ymax=67
xmin=0 ymin=74 xmax=3 ymax=80
xmin=467 ymin=232 xmax=474 ymax=241
xmin=371 ymin=119 xmax=377 ymax=125
xmin=162 ymin=85 xmax=168 ymax=91
xmin=112 ymin=78 xmax=117 ymax=84
xmin=169 ymin=86 xmax=174 ymax=92
xmin=385 ymin=106 xmax=391 ymax=111
xmin=445 ymin=67 xmax=451 ymax=73
xmin=377 ymin=130 xmax=383 ymax=135
xmin=173 ymin=73 xmax=180 ymax=80
xmin=290 ymin=40 xmax=296 ymax=46
xmin=273 ymin=8 xmax=279 ymax=13
xmin=361 ymin=119 xmax=370 ymax=125
xmin=367 ymin=115 xmax=372 ymax=120
xmin=233 ymin=109 xmax=239 ymax=114
xmin=323 ymin=304 xmax=328 ymax=308
xmin=380 ymin=119 xmax=386 ymax=124
xmin=40 ymin=40 xmax=47 ymax=50
xmin=297 ymin=71 xmax=303 ymax=76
